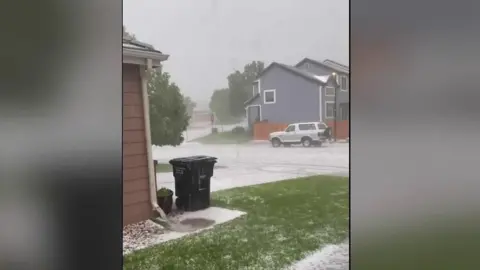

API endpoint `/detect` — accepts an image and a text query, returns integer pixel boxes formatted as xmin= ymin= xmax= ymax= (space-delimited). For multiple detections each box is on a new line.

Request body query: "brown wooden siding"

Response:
xmin=123 ymin=142 xmax=146 ymax=156
xmin=123 ymin=64 xmax=152 ymax=226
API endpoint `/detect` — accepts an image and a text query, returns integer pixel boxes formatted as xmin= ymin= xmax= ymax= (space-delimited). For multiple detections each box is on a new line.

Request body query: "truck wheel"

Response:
xmin=301 ymin=137 xmax=312 ymax=147
xmin=271 ymin=138 xmax=281 ymax=148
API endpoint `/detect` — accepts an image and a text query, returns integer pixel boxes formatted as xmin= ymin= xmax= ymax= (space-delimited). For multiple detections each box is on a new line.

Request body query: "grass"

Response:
xmin=194 ymin=131 xmax=252 ymax=144
xmin=155 ymin=163 xmax=172 ymax=172
xmin=124 ymin=175 xmax=349 ymax=270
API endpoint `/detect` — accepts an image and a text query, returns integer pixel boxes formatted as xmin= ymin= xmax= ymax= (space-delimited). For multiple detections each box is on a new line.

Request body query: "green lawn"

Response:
xmin=156 ymin=162 xmax=172 ymax=172
xmin=124 ymin=175 xmax=349 ymax=270
xmin=194 ymin=131 xmax=252 ymax=144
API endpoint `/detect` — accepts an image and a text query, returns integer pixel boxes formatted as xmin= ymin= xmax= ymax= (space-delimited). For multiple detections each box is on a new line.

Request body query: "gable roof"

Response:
xmin=322 ymin=59 xmax=349 ymax=73
xmin=257 ymin=62 xmax=328 ymax=85
xmin=295 ymin=58 xmax=349 ymax=74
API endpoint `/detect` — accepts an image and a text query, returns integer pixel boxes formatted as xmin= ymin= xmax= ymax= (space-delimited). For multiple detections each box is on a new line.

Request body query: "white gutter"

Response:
xmin=140 ymin=58 xmax=169 ymax=220
xmin=124 ymin=48 xmax=169 ymax=62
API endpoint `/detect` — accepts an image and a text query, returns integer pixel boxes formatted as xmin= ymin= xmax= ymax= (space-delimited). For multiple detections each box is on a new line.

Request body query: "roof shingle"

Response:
xmin=257 ymin=62 xmax=328 ymax=84
xmin=122 ymin=38 xmax=162 ymax=54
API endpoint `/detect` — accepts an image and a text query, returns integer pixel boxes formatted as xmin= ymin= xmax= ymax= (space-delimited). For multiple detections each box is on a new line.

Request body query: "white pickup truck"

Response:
xmin=269 ymin=122 xmax=331 ymax=147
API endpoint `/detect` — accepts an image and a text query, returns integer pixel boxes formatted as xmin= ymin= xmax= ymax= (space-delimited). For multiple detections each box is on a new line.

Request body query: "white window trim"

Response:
xmin=252 ymin=79 xmax=261 ymax=96
xmin=325 ymin=86 xmax=336 ymax=97
xmin=325 ymin=101 xmax=335 ymax=119
xmin=340 ymin=75 xmax=349 ymax=91
xmin=263 ymin=89 xmax=276 ymax=104
xmin=245 ymin=104 xmax=262 ymax=123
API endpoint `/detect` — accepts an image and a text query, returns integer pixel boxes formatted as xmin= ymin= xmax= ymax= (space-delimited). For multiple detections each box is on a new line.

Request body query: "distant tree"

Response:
xmin=148 ymin=70 xmax=190 ymax=146
xmin=227 ymin=61 xmax=265 ymax=117
xmin=209 ymin=88 xmax=234 ymax=123
xmin=123 ymin=25 xmax=136 ymax=40
xmin=183 ymin=96 xmax=197 ymax=117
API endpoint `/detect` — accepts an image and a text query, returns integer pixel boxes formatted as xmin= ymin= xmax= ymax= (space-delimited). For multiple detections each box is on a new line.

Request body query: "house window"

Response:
xmin=339 ymin=103 xmax=349 ymax=120
xmin=340 ymin=75 xmax=349 ymax=90
xmin=305 ymin=63 xmax=310 ymax=70
xmin=252 ymin=81 xmax=260 ymax=96
xmin=264 ymin=89 xmax=276 ymax=104
xmin=325 ymin=86 xmax=335 ymax=96
xmin=325 ymin=102 xmax=335 ymax=118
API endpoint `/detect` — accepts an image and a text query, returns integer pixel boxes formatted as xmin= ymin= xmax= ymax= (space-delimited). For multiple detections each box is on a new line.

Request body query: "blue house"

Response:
xmin=244 ymin=58 xmax=349 ymax=131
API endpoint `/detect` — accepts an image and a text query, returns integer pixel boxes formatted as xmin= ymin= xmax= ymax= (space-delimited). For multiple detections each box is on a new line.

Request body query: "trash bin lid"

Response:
xmin=169 ymin=155 xmax=217 ymax=165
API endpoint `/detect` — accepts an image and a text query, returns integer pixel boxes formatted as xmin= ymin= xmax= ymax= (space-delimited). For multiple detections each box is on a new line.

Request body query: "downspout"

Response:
xmin=319 ymin=85 xmax=323 ymax=122
xmin=140 ymin=58 xmax=169 ymax=220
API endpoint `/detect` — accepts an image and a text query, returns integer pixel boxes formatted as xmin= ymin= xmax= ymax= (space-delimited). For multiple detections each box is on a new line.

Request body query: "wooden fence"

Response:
xmin=253 ymin=120 xmax=349 ymax=141
xmin=253 ymin=122 xmax=288 ymax=140
xmin=326 ymin=120 xmax=349 ymax=139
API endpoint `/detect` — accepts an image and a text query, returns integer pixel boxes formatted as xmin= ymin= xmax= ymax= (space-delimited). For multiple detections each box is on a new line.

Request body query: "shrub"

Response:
xmin=156 ymin=187 xmax=171 ymax=197
xmin=231 ymin=126 xmax=246 ymax=134
xmin=211 ymin=127 xmax=218 ymax=134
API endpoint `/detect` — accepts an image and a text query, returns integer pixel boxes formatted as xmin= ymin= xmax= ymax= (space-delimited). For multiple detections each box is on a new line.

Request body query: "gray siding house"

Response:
xmin=244 ymin=60 xmax=348 ymax=128
xmin=296 ymin=58 xmax=350 ymax=121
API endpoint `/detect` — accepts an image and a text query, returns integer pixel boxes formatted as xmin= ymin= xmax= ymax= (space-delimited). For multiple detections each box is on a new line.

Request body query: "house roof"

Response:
xmin=244 ymin=93 xmax=260 ymax=106
xmin=122 ymin=37 xmax=169 ymax=64
xmin=257 ymin=62 xmax=328 ymax=85
xmin=122 ymin=38 xmax=161 ymax=53
xmin=322 ymin=59 xmax=349 ymax=73
xmin=244 ymin=62 xmax=330 ymax=106
xmin=295 ymin=58 xmax=349 ymax=74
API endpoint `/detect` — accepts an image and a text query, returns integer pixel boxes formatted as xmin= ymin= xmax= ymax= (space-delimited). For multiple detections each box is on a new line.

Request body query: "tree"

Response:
xmin=227 ymin=61 xmax=265 ymax=117
xmin=208 ymin=60 xmax=265 ymax=122
xmin=148 ymin=69 xmax=190 ymax=146
xmin=123 ymin=25 xmax=136 ymax=40
xmin=183 ymin=96 xmax=197 ymax=117
xmin=209 ymin=88 xmax=234 ymax=123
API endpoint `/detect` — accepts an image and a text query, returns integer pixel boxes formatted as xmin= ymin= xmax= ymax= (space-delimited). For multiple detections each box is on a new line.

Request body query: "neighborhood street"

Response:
xmin=153 ymin=141 xmax=349 ymax=193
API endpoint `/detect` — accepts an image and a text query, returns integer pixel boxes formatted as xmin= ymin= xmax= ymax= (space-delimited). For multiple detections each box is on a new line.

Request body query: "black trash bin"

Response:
xmin=169 ymin=155 xmax=217 ymax=211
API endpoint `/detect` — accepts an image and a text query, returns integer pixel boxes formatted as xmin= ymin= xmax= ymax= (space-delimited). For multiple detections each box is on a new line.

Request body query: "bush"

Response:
xmin=211 ymin=127 xmax=218 ymax=134
xmin=231 ymin=126 xmax=246 ymax=134
xmin=156 ymin=187 xmax=172 ymax=197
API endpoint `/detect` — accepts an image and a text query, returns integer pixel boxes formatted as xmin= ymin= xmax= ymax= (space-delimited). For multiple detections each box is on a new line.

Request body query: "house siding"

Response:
xmin=297 ymin=61 xmax=349 ymax=121
xmin=246 ymin=105 xmax=261 ymax=128
xmin=123 ymin=64 xmax=152 ymax=226
xmin=259 ymin=66 xmax=320 ymax=124
xmin=322 ymin=86 xmax=349 ymax=121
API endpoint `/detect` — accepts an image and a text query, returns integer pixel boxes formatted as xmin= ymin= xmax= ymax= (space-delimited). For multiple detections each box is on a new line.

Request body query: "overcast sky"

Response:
xmin=123 ymin=0 xmax=349 ymax=109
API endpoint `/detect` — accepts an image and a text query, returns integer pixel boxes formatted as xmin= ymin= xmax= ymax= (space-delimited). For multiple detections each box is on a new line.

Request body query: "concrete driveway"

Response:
xmin=153 ymin=142 xmax=349 ymax=192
